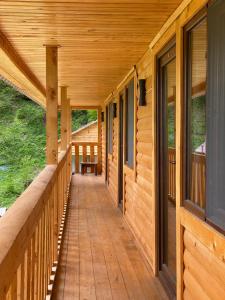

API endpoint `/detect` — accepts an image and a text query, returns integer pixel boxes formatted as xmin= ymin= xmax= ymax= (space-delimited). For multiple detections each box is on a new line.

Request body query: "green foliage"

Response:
xmin=0 ymin=81 xmax=46 ymax=207
xmin=0 ymin=80 xmax=97 ymax=208
xmin=71 ymin=109 xmax=97 ymax=131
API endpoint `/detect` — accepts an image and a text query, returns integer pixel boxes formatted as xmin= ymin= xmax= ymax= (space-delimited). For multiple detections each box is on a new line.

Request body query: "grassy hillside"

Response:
xmin=0 ymin=82 xmax=46 ymax=207
xmin=0 ymin=80 xmax=97 ymax=208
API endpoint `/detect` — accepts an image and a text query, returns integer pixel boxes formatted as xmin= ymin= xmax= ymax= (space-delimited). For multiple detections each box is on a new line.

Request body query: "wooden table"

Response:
xmin=80 ymin=162 xmax=98 ymax=176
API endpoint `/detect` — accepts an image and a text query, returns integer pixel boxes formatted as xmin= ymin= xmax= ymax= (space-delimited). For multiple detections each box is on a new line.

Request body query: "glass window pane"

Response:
xmin=108 ymin=103 xmax=113 ymax=154
xmin=166 ymin=58 xmax=176 ymax=278
xmin=186 ymin=18 xmax=207 ymax=210
xmin=125 ymin=79 xmax=134 ymax=168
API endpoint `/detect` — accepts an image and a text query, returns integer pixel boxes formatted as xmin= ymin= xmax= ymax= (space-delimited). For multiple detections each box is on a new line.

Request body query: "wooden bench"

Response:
xmin=80 ymin=162 xmax=98 ymax=176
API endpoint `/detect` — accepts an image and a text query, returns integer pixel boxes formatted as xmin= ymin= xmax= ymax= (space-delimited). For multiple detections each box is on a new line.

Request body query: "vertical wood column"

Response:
xmin=60 ymin=86 xmax=68 ymax=150
xmin=176 ymin=21 xmax=184 ymax=300
xmin=97 ymin=107 xmax=102 ymax=175
xmin=67 ymin=101 xmax=71 ymax=144
xmin=46 ymin=45 xmax=58 ymax=164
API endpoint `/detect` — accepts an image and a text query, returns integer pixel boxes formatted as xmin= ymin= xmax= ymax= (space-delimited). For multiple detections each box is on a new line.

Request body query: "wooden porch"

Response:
xmin=1 ymin=0 xmax=225 ymax=299
xmin=52 ymin=174 xmax=168 ymax=300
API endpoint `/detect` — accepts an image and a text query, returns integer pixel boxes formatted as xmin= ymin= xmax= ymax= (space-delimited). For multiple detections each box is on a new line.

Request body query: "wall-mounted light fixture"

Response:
xmin=113 ymin=102 xmax=117 ymax=118
xmin=101 ymin=111 xmax=104 ymax=122
xmin=139 ymin=79 xmax=146 ymax=106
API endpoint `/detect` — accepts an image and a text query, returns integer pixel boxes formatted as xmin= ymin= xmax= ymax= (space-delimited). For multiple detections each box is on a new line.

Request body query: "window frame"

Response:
xmin=183 ymin=8 xmax=207 ymax=219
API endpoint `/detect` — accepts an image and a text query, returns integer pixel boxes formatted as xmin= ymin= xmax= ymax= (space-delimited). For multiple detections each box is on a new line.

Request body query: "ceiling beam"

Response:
xmin=0 ymin=30 xmax=46 ymax=100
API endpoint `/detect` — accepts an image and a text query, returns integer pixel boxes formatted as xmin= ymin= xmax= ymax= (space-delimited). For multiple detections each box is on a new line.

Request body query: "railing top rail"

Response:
xmin=72 ymin=141 xmax=98 ymax=146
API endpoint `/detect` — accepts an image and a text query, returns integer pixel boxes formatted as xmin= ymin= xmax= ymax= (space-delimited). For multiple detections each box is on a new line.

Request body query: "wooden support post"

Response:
xmin=60 ymin=86 xmax=68 ymax=151
xmin=75 ymin=145 xmax=79 ymax=173
xmin=90 ymin=145 xmax=94 ymax=173
xmin=82 ymin=146 xmax=87 ymax=174
xmin=67 ymin=100 xmax=71 ymax=145
xmin=97 ymin=107 xmax=102 ymax=175
xmin=46 ymin=45 xmax=59 ymax=164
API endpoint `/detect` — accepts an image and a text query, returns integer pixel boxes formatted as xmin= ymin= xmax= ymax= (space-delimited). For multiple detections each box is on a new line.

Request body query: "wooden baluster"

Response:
xmin=31 ymin=234 xmax=35 ymax=299
xmin=53 ymin=181 xmax=58 ymax=262
xmin=38 ymin=212 xmax=44 ymax=299
xmin=35 ymin=225 xmax=40 ymax=300
xmin=27 ymin=242 xmax=32 ymax=300
xmin=20 ymin=257 xmax=25 ymax=300
xmin=17 ymin=264 xmax=21 ymax=299
xmin=6 ymin=285 xmax=12 ymax=300
xmin=42 ymin=208 xmax=46 ymax=299
xmin=11 ymin=272 xmax=17 ymax=300
xmin=59 ymin=171 xmax=62 ymax=233
xmin=46 ymin=199 xmax=50 ymax=294
xmin=44 ymin=203 xmax=48 ymax=298
xmin=64 ymin=163 xmax=66 ymax=206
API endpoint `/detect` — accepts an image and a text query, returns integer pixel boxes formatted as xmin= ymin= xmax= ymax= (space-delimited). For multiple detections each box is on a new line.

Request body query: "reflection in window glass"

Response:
xmin=108 ymin=103 xmax=113 ymax=154
xmin=125 ymin=79 xmax=134 ymax=168
xmin=186 ymin=18 xmax=207 ymax=210
xmin=166 ymin=58 xmax=176 ymax=278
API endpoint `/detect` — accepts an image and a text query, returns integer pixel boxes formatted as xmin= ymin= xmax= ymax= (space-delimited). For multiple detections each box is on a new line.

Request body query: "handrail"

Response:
xmin=0 ymin=145 xmax=72 ymax=299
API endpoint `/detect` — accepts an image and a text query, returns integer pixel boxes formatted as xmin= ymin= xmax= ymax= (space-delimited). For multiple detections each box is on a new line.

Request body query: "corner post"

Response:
xmin=67 ymin=100 xmax=71 ymax=144
xmin=46 ymin=45 xmax=59 ymax=164
xmin=60 ymin=86 xmax=69 ymax=150
xmin=97 ymin=107 xmax=102 ymax=174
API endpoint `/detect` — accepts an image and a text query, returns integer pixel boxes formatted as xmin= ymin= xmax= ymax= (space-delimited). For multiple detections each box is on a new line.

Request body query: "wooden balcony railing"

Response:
xmin=0 ymin=145 xmax=72 ymax=299
xmin=72 ymin=142 xmax=100 ymax=174
xmin=168 ymin=148 xmax=206 ymax=208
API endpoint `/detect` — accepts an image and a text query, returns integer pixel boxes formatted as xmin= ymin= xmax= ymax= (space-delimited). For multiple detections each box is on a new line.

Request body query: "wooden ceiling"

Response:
xmin=0 ymin=0 xmax=183 ymax=107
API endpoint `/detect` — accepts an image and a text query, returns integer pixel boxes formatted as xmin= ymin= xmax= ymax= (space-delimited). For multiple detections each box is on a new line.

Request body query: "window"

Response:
xmin=125 ymin=79 xmax=134 ymax=168
xmin=206 ymin=0 xmax=225 ymax=232
xmin=108 ymin=102 xmax=113 ymax=154
xmin=184 ymin=0 xmax=225 ymax=232
xmin=184 ymin=10 xmax=207 ymax=217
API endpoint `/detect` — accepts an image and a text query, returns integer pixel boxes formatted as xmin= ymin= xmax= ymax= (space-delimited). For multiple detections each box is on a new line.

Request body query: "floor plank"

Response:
xmin=52 ymin=175 xmax=168 ymax=300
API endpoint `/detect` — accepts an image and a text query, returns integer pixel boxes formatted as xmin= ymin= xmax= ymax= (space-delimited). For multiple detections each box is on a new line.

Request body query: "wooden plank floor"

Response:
xmin=52 ymin=175 xmax=168 ymax=300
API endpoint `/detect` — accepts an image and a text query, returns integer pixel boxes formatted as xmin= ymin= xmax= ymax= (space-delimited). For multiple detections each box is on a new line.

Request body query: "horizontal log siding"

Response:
xmin=183 ymin=229 xmax=225 ymax=299
xmin=124 ymin=53 xmax=154 ymax=268
xmin=108 ymin=116 xmax=118 ymax=205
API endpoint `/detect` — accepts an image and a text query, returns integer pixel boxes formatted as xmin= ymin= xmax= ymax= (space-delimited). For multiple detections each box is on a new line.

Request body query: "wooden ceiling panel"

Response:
xmin=0 ymin=0 xmax=183 ymax=106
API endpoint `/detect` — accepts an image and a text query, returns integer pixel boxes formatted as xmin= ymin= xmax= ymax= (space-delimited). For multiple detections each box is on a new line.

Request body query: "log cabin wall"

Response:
xmin=71 ymin=121 xmax=98 ymax=143
xmin=123 ymin=55 xmax=154 ymax=268
xmin=107 ymin=105 xmax=119 ymax=205
xmin=103 ymin=0 xmax=225 ymax=298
